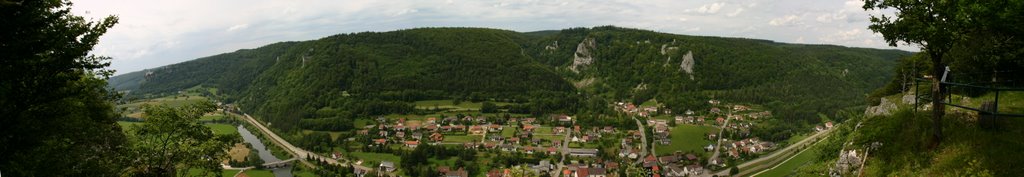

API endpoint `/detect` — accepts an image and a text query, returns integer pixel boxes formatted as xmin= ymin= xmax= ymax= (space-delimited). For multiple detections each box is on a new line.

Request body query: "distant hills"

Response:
xmin=109 ymin=26 xmax=912 ymax=131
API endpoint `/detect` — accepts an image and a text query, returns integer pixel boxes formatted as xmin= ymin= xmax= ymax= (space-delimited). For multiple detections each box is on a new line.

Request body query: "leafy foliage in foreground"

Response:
xmin=0 ymin=0 xmax=124 ymax=176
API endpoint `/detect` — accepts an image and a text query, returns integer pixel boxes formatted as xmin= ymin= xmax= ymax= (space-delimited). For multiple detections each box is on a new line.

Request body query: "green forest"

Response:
xmin=109 ymin=26 xmax=912 ymax=133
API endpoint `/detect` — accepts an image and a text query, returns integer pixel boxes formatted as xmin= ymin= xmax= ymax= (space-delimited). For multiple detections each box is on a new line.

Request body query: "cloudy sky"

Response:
xmin=72 ymin=0 xmax=918 ymax=75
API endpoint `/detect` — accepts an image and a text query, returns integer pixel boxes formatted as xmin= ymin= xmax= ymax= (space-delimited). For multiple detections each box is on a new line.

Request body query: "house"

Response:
xmin=533 ymin=160 xmax=553 ymax=173
xmin=576 ymin=167 xmax=590 ymax=177
xmin=524 ymin=146 xmax=535 ymax=154
xmin=489 ymin=124 xmax=503 ymax=132
xmin=568 ymin=148 xmax=599 ymax=157
xmin=655 ymin=124 xmax=668 ymax=134
xmin=710 ymin=107 xmax=722 ymax=114
xmin=427 ymin=117 xmax=437 ymax=124
xmin=604 ymin=161 xmax=619 ymax=170
xmin=379 ymin=161 xmax=396 ymax=172
xmin=469 ymin=125 xmax=486 ymax=135
xmin=683 ymin=164 xmax=703 ymax=176
xmin=716 ymin=117 xmax=725 ymax=124
xmin=658 ymin=155 xmax=679 ymax=164
xmin=373 ymin=138 xmax=387 ymax=145
xmin=665 ymin=165 xmax=686 ymax=177
xmin=554 ymin=114 xmax=572 ymax=123
xmin=484 ymin=142 xmax=497 ymax=149
xmin=643 ymin=154 xmax=658 ymax=168
xmin=587 ymin=167 xmax=608 ymax=177
xmin=825 ymin=121 xmax=834 ymax=129
xmin=522 ymin=124 xmax=536 ymax=132
xmin=395 ymin=131 xmax=406 ymax=139
xmin=404 ymin=141 xmax=420 ymax=148
xmin=685 ymin=154 xmax=698 ymax=161
xmin=547 ymin=147 xmax=558 ymax=155
xmin=554 ymin=127 xmax=566 ymax=134
xmin=411 ymin=132 xmax=423 ymax=140
xmin=500 ymin=144 xmax=516 ymax=152
xmin=815 ymin=125 xmax=825 ymax=131
xmin=356 ymin=130 xmax=369 ymax=135
xmin=430 ymin=132 xmax=444 ymax=141
xmin=729 ymin=149 xmax=740 ymax=158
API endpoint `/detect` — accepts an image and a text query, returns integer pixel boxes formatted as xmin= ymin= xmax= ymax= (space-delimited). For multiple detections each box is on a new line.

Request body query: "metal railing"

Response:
xmin=913 ymin=70 xmax=1024 ymax=129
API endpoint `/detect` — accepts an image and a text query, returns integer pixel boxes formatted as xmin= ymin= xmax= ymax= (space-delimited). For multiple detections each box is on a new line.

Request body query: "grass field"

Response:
xmin=352 ymin=152 xmax=402 ymax=166
xmin=754 ymin=144 xmax=822 ymax=177
xmin=204 ymin=123 xmax=238 ymax=135
xmin=655 ymin=124 xmax=717 ymax=156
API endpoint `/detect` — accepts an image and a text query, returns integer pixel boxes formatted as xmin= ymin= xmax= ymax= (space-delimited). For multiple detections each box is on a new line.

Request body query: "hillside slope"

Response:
xmin=110 ymin=26 xmax=912 ymax=132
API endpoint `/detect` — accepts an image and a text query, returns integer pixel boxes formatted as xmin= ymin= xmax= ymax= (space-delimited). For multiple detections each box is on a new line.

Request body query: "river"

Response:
xmin=237 ymin=125 xmax=293 ymax=177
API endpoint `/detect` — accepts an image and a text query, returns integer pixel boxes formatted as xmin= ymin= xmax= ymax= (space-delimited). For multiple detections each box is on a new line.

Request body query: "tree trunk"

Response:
xmin=930 ymin=52 xmax=945 ymax=147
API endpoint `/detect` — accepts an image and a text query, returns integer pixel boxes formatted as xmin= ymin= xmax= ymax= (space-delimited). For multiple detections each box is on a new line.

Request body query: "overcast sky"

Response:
xmin=72 ymin=0 xmax=918 ymax=75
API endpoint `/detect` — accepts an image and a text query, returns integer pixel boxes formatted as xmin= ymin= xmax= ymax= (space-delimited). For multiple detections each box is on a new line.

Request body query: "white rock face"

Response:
xmin=680 ymin=51 xmax=695 ymax=80
xmin=571 ymin=38 xmax=597 ymax=73
xmin=865 ymin=98 xmax=898 ymax=116
xmin=660 ymin=44 xmax=679 ymax=55
xmin=901 ymin=93 xmax=916 ymax=105
xmin=545 ymin=41 xmax=559 ymax=51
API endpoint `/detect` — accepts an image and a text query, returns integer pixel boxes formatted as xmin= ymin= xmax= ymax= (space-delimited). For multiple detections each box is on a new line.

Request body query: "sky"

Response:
xmin=71 ymin=0 xmax=919 ymax=76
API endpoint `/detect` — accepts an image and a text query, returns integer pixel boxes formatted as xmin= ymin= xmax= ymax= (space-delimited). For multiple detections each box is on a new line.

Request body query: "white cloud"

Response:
xmin=769 ymin=15 xmax=800 ymax=26
xmin=226 ymin=24 xmax=249 ymax=32
xmin=696 ymin=2 xmax=725 ymax=14
xmin=726 ymin=8 xmax=744 ymax=17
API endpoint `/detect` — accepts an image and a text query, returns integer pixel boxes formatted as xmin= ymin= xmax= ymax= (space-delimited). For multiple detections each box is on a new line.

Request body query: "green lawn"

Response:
xmin=241 ymin=169 xmax=274 ymax=177
xmin=501 ymin=126 xmax=516 ymax=137
xmin=754 ymin=144 xmax=822 ymax=177
xmin=655 ymin=124 xmax=717 ymax=156
xmin=352 ymin=152 xmax=402 ymax=166
xmin=204 ymin=123 xmax=238 ymax=135
xmin=534 ymin=126 xmax=553 ymax=134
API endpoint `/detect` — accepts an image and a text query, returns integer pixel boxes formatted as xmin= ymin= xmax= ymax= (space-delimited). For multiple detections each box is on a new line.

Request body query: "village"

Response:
xmin=318 ymin=98 xmax=835 ymax=177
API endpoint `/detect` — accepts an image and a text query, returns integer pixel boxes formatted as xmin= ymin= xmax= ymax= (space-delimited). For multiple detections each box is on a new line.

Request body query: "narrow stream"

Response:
xmin=237 ymin=125 xmax=293 ymax=177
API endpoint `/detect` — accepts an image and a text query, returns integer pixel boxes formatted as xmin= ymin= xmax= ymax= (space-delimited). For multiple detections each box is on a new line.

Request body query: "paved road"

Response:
xmin=632 ymin=117 xmax=648 ymax=165
xmin=707 ymin=113 xmax=732 ymax=166
xmin=705 ymin=127 xmax=834 ymax=177
xmin=239 ymin=113 xmax=375 ymax=173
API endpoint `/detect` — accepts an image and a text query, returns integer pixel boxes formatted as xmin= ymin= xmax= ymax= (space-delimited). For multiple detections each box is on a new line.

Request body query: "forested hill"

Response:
xmin=110 ymin=26 xmax=912 ymax=132
xmin=523 ymin=27 xmax=911 ymax=125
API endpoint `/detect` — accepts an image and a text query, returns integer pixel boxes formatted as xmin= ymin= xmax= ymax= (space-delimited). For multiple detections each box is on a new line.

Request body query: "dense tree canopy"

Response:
xmin=0 ymin=0 xmax=125 ymax=176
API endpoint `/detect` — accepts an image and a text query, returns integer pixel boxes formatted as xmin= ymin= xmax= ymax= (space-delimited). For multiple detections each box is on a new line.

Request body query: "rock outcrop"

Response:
xmin=865 ymin=98 xmax=898 ymax=116
xmin=680 ymin=51 xmax=695 ymax=80
xmin=570 ymin=38 xmax=597 ymax=73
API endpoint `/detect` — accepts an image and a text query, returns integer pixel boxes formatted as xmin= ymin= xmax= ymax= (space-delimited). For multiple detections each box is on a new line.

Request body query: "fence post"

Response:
xmin=994 ymin=89 xmax=1000 ymax=130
